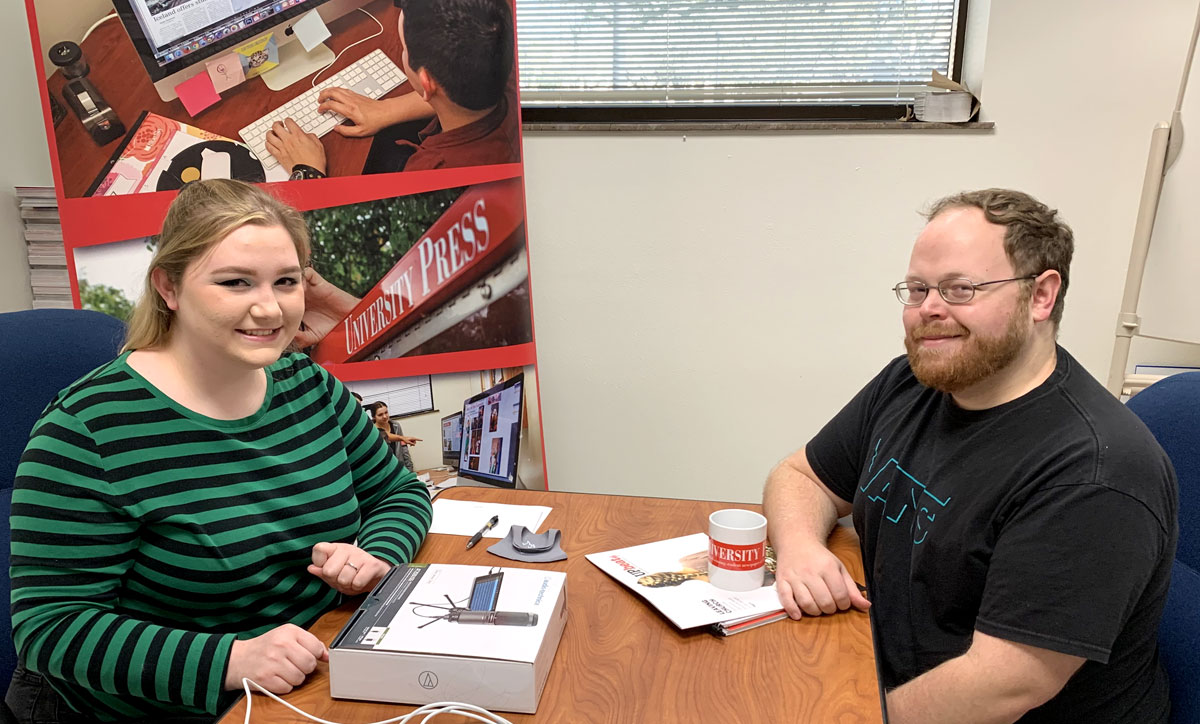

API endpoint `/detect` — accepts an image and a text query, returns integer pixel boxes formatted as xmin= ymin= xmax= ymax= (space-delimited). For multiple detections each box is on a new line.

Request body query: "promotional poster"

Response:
xmin=23 ymin=0 xmax=545 ymax=487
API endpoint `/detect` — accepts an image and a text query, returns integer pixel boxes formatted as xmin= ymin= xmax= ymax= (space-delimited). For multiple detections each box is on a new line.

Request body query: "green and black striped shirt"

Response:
xmin=11 ymin=352 xmax=432 ymax=721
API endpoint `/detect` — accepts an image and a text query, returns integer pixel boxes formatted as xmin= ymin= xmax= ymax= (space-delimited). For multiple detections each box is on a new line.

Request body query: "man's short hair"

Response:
xmin=924 ymin=188 xmax=1075 ymax=326
xmin=398 ymin=0 xmax=514 ymax=111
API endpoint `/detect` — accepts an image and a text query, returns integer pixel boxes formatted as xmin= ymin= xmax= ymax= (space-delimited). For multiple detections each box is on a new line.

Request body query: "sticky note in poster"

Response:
xmin=206 ymin=52 xmax=245 ymax=93
xmin=292 ymin=9 xmax=332 ymax=52
xmin=174 ymin=72 xmax=221 ymax=117
xmin=235 ymin=33 xmax=279 ymax=79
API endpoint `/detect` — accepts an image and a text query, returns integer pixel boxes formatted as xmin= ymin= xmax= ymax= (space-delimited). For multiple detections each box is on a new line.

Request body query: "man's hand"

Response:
xmin=398 ymin=436 xmax=422 ymax=446
xmin=264 ymin=118 xmax=327 ymax=174
xmin=294 ymin=267 xmax=360 ymax=349
xmin=308 ymin=541 xmax=390 ymax=596
xmin=223 ymin=624 xmax=328 ymax=693
xmin=318 ymin=88 xmax=404 ymax=138
xmin=764 ymin=445 xmax=866 ymax=619
xmin=774 ymin=540 xmax=871 ymax=619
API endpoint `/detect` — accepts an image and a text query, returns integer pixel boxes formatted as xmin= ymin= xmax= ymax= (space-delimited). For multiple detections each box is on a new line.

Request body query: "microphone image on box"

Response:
xmin=447 ymin=608 xmax=538 ymax=626
xmin=412 ymin=571 xmax=538 ymax=628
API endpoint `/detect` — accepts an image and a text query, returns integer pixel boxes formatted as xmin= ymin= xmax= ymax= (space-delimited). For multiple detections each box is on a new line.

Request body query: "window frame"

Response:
xmin=517 ymin=0 xmax=971 ymax=124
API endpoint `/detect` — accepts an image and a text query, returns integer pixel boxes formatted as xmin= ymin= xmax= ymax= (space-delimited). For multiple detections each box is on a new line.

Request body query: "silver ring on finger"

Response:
xmin=346 ymin=562 xmax=359 ymax=571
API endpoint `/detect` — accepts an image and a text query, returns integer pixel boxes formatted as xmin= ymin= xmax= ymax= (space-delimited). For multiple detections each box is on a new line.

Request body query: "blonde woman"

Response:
xmin=7 ymin=180 xmax=432 ymax=723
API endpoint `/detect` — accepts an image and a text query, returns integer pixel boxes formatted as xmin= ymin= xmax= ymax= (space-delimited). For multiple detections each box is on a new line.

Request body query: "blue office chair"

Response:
xmin=1127 ymin=372 xmax=1200 ymax=724
xmin=0 ymin=309 xmax=125 ymax=696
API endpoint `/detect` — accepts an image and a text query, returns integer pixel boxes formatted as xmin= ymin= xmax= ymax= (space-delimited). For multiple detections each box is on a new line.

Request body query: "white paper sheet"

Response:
xmin=430 ymin=499 xmax=552 ymax=538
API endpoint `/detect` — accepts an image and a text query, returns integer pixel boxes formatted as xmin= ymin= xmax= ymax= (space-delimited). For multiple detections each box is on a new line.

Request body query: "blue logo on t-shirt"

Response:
xmin=862 ymin=439 xmax=951 ymax=545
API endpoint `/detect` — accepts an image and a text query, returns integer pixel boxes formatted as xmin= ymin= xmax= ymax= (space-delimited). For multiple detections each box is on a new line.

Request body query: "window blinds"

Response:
xmin=516 ymin=0 xmax=962 ymax=107
xmin=354 ymin=376 xmax=435 ymax=418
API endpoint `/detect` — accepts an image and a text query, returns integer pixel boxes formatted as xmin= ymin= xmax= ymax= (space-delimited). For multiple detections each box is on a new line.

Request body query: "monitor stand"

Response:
xmin=261 ymin=41 xmax=336 ymax=91
xmin=451 ymin=473 xmax=527 ymax=490
xmin=453 ymin=477 xmax=491 ymax=489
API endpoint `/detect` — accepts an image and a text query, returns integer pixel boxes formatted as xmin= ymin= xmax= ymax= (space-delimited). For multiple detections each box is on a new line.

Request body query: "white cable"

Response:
xmin=310 ymin=8 xmax=386 ymax=88
xmin=241 ymin=678 xmax=514 ymax=724
xmin=81 ymin=12 xmax=118 ymax=44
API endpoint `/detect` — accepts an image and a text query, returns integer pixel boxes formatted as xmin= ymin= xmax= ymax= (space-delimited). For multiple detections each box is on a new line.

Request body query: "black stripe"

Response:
xmin=112 ymin=619 xmax=151 ymax=695
xmin=63 ymin=388 xmax=156 ymax=417
xmin=14 ymin=527 xmax=140 ymax=549
xmin=82 ymin=616 xmax=122 ymax=691
xmin=10 ymin=501 xmax=131 ymax=526
xmin=16 ymin=452 xmax=104 ymax=483
xmin=24 ymin=420 xmax=98 ymax=453
xmin=166 ymin=630 xmax=197 ymax=701
xmin=29 ymin=615 xmax=75 ymax=672
xmin=87 ymin=407 xmax=185 ymax=432
xmin=192 ymin=634 xmax=225 ymax=707
xmin=139 ymin=627 xmax=173 ymax=699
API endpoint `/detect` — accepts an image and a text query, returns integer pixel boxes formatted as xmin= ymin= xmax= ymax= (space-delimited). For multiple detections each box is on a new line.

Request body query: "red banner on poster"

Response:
xmin=312 ymin=178 xmax=525 ymax=364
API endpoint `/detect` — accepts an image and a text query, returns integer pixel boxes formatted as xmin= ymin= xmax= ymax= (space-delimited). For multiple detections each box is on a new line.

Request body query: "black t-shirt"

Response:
xmin=807 ymin=347 xmax=1177 ymax=723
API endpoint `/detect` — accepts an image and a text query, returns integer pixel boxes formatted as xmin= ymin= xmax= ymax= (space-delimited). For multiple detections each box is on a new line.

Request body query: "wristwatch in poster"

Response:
xmin=289 ymin=164 xmax=327 ymax=181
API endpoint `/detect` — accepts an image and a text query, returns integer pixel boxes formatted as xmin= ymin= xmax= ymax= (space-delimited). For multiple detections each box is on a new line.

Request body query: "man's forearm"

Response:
xmin=762 ymin=462 xmax=840 ymax=555
xmin=886 ymin=644 xmax=1066 ymax=724
xmin=381 ymin=93 xmax=435 ymax=125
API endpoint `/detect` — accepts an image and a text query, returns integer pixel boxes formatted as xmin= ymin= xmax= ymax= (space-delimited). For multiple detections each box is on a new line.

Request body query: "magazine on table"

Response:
xmin=586 ymin=532 xmax=785 ymax=633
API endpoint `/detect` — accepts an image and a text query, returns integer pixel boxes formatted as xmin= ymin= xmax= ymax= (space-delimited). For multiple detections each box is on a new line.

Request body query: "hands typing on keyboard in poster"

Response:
xmin=238 ymin=48 xmax=407 ymax=174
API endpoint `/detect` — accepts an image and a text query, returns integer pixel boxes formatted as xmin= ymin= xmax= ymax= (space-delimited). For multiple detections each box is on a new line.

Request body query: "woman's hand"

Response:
xmin=294 ymin=267 xmax=360 ymax=349
xmin=307 ymin=541 xmax=390 ymax=596
xmin=224 ymin=624 xmax=328 ymax=692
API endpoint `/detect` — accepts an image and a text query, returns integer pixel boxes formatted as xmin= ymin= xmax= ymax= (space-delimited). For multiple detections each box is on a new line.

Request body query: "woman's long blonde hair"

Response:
xmin=122 ymin=179 xmax=312 ymax=353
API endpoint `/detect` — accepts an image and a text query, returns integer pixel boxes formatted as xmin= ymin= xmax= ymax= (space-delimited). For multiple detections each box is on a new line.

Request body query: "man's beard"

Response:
xmin=904 ymin=298 xmax=1031 ymax=393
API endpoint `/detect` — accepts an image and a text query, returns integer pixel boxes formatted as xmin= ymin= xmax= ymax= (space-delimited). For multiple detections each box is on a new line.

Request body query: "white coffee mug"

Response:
xmin=707 ymin=508 xmax=768 ymax=592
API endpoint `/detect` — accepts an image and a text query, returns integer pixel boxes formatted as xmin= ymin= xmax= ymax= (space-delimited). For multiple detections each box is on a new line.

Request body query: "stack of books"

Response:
xmin=16 ymin=187 xmax=70 ymax=309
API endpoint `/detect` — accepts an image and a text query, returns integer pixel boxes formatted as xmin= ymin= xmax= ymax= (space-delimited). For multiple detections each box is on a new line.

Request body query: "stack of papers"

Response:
xmin=429 ymin=499 xmax=552 ymax=538
xmin=586 ymin=533 xmax=786 ymax=633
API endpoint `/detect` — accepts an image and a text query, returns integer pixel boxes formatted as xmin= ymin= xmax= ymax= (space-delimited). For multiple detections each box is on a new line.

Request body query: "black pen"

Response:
xmin=466 ymin=515 xmax=500 ymax=549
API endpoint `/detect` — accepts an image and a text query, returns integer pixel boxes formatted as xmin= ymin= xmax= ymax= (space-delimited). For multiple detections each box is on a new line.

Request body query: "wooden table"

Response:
xmin=45 ymin=0 xmax=404 ymax=198
xmin=217 ymin=487 xmax=882 ymax=723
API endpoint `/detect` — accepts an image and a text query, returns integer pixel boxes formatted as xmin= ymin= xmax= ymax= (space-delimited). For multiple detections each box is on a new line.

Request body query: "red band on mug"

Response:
xmin=708 ymin=539 xmax=765 ymax=572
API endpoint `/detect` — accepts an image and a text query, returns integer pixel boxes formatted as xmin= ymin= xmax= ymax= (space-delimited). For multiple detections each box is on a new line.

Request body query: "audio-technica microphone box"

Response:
xmin=330 ymin=563 xmax=567 ymax=713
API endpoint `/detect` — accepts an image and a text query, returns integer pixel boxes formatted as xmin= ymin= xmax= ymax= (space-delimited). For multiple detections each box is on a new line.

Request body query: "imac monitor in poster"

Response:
xmin=457 ymin=374 xmax=524 ymax=489
xmin=440 ymin=411 xmax=463 ymax=469
xmin=111 ymin=0 xmax=360 ymax=101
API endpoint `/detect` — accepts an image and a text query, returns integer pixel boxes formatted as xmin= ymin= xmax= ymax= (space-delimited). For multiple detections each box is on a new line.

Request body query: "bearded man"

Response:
xmin=763 ymin=189 xmax=1177 ymax=724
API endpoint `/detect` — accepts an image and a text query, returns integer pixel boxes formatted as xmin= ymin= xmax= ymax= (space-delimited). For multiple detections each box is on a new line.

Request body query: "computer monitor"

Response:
xmin=440 ymin=411 xmax=462 ymax=469
xmin=112 ymin=0 xmax=365 ymax=102
xmin=457 ymin=374 xmax=524 ymax=489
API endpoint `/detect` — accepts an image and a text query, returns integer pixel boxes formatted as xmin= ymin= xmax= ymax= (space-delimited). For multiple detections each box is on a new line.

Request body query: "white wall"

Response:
xmin=0 ymin=0 xmax=55 ymax=312
xmin=6 ymin=0 xmax=1200 ymax=502
xmin=521 ymin=0 xmax=1200 ymax=502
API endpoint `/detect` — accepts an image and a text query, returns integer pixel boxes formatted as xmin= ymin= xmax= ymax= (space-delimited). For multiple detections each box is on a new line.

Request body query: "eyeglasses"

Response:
xmin=893 ymin=274 xmax=1040 ymax=306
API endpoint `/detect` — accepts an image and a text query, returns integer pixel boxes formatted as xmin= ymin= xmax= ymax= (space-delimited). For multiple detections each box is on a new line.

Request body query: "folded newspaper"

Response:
xmin=586 ymin=532 xmax=786 ymax=632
